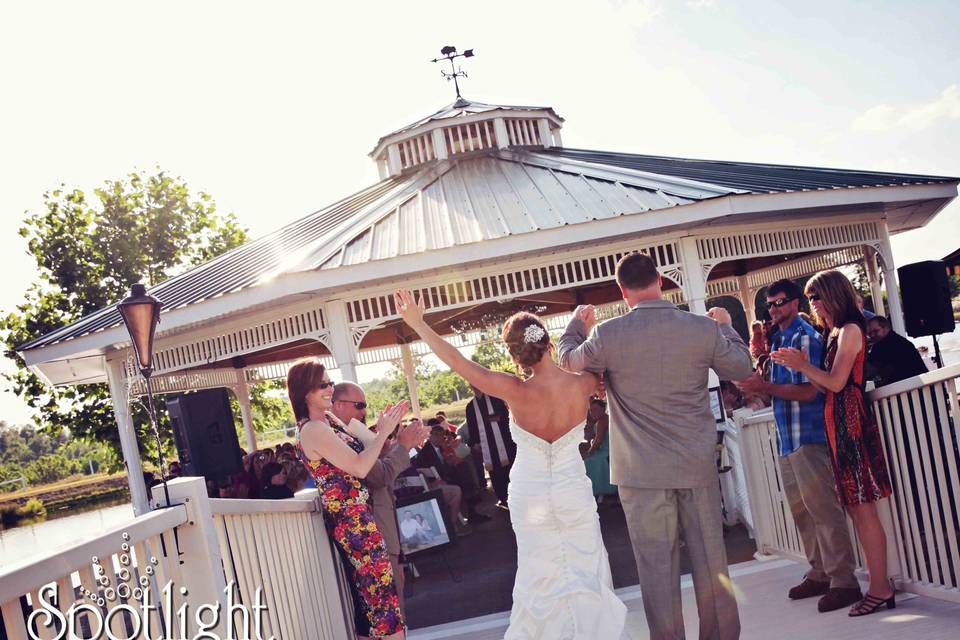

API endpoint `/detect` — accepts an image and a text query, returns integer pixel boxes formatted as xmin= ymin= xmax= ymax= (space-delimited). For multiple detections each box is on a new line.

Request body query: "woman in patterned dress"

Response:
xmin=287 ymin=358 xmax=410 ymax=639
xmin=771 ymin=270 xmax=895 ymax=617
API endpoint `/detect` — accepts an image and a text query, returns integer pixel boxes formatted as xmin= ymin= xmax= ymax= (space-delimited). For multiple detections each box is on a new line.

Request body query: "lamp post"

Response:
xmin=117 ymin=283 xmax=171 ymax=509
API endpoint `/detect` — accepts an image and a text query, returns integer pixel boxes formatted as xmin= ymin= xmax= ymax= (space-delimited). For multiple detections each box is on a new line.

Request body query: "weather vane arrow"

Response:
xmin=430 ymin=45 xmax=474 ymax=100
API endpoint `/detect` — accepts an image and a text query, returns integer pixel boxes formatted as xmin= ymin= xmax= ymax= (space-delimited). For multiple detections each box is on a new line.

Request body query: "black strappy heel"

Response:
xmin=848 ymin=590 xmax=896 ymax=616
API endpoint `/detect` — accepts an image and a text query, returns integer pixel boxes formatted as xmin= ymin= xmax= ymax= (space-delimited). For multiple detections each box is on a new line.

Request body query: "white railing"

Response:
xmin=0 ymin=478 xmax=353 ymax=639
xmin=0 ymin=500 xmax=189 ymax=640
xmin=210 ymin=493 xmax=351 ymax=640
xmin=736 ymin=363 xmax=960 ymax=603
xmin=869 ymin=363 xmax=960 ymax=602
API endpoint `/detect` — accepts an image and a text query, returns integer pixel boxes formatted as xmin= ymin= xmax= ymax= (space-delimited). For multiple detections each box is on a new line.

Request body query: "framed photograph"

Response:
xmin=709 ymin=385 xmax=726 ymax=424
xmin=395 ymin=489 xmax=454 ymax=557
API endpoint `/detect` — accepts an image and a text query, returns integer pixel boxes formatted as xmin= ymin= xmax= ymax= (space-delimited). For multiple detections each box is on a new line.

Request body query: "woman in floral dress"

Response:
xmin=771 ymin=270 xmax=894 ymax=617
xmin=287 ymin=358 xmax=410 ymax=639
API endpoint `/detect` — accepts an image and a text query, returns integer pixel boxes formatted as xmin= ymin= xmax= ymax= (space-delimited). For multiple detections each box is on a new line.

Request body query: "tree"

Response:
xmin=1 ymin=169 xmax=249 ymax=463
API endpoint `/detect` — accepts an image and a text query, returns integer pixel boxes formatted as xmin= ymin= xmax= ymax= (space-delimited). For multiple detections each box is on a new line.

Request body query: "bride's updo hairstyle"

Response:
xmin=502 ymin=312 xmax=550 ymax=368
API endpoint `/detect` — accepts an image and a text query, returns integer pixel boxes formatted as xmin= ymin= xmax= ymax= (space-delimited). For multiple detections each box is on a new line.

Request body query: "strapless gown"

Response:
xmin=505 ymin=420 xmax=627 ymax=640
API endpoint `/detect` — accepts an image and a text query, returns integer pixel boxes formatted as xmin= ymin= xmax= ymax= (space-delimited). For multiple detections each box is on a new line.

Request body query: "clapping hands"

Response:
xmin=769 ymin=347 xmax=808 ymax=372
xmin=375 ymin=400 xmax=411 ymax=437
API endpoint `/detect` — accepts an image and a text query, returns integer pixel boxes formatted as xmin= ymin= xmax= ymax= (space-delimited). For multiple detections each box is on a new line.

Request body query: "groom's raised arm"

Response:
xmin=558 ymin=316 xmax=606 ymax=374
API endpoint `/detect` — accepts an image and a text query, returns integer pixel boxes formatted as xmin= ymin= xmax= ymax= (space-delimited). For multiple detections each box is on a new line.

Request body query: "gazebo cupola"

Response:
xmin=369 ymin=96 xmax=565 ymax=178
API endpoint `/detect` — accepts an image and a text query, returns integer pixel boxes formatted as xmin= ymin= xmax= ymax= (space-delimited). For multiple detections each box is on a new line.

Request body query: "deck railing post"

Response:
xmin=151 ymin=477 xmax=228 ymax=636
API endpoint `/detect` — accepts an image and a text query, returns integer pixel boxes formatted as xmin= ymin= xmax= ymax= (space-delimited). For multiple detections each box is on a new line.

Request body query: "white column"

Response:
xmin=386 ymin=145 xmax=402 ymax=177
xmin=399 ymin=341 xmax=421 ymax=418
xmin=105 ymin=357 xmax=150 ymax=516
xmin=864 ymin=246 xmax=886 ymax=317
xmin=877 ymin=223 xmax=906 ymax=334
xmin=737 ymin=275 xmax=756 ymax=324
xmin=493 ymin=118 xmax=510 ymax=149
xmin=235 ymin=373 xmax=257 ymax=451
xmin=431 ymin=128 xmax=449 ymax=160
xmin=679 ymin=236 xmax=709 ymax=314
xmin=324 ymin=299 xmax=359 ymax=382
xmin=537 ymin=119 xmax=552 ymax=148
xmin=151 ymin=477 xmax=228 ymax=636
xmin=552 ymin=128 xmax=563 ymax=148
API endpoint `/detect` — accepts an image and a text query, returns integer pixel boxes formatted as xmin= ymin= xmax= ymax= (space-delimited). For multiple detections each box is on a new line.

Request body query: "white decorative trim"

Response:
xmin=745 ymin=246 xmax=867 ymax=289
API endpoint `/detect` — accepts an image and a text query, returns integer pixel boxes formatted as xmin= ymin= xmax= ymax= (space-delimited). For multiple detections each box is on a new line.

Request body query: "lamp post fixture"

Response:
xmin=117 ymin=283 xmax=171 ymax=509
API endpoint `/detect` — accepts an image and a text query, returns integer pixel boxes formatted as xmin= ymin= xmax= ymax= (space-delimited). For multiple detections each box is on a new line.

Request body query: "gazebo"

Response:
xmin=16 ymin=95 xmax=960 ymax=515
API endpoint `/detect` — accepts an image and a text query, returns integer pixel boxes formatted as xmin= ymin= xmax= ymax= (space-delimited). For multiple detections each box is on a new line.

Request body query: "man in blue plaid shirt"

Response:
xmin=736 ymin=279 xmax=860 ymax=612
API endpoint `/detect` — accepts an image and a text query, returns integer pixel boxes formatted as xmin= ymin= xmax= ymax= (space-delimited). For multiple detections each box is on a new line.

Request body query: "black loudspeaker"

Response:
xmin=166 ymin=388 xmax=243 ymax=480
xmin=898 ymin=260 xmax=956 ymax=338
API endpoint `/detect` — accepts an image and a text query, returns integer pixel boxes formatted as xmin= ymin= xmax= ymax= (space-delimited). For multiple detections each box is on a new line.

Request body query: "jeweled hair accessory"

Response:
xmin=523 ymin=324 xmax=546 ymax=344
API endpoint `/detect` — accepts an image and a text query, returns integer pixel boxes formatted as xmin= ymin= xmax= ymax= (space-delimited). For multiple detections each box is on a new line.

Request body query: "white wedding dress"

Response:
xmin=505 ymin=419 xmax=627 ymax=640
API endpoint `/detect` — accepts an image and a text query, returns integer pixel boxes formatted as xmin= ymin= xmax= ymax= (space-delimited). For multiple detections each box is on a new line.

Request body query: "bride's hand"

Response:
xmin=394 ymin=288 xmax=426 ymax=330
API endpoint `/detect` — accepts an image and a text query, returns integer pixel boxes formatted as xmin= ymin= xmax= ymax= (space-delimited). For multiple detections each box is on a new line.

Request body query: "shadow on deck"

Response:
xmin=409 ymin=557 xmax=960 ymax=639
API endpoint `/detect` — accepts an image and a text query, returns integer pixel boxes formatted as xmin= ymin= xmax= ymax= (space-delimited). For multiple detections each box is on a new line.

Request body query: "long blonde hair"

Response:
xmin=804 ymin=270 xmax=865 ymax=332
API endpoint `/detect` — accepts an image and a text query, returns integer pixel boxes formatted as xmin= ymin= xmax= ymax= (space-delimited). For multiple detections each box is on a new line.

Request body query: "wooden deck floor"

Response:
xmin=408 ymin=558 xmax=960 ymax=639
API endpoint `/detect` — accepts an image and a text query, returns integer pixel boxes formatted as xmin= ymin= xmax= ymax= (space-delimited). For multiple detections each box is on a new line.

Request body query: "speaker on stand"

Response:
xmin=165 ymin=388 xmax=243 ymax=483
xmin=897 ymin=260 xmax=956 ymax=367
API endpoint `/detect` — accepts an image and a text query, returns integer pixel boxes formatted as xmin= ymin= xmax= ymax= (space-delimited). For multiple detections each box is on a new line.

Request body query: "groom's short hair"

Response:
xmin=616 ymin=252 xmax=659 ymax=290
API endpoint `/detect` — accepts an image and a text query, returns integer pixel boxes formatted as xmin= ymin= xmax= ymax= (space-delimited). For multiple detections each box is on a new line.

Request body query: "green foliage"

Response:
xmin=23 ymin=454 xmax=82 ymax=485
xmin=15 ymin=498 xmax=47 ymax=519
xmin=0 ymin=169 xmax=249 ymax=463
xmin=470 ymin=329 xmax=516 ymax=374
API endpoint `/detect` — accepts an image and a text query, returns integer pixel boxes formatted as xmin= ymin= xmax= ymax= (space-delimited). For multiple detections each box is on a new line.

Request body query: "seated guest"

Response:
xmin=260 ymin=462 xmax=294 ymax=499
xmin=866 ymin=315 xmax=929 ymax=386
xmin=415 ymin=425 xmax=490 ymax=523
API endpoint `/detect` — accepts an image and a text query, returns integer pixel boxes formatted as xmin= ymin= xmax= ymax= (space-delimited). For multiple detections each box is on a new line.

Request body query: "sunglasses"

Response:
xmin=336 ymin=400 xmax=367 ymax=410
xmin=316 ymin=380 xmax=335 ymax=390
xmin=765 ymin=297 xmax=796 ymax=309
xmin=807 ymin=294 xmax=822 ymax=302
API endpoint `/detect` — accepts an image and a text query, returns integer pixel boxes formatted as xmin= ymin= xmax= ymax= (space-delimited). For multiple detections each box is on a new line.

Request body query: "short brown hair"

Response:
xmin=616 ymin=252 xmax=659 ymax=290
xmin=804 ymin=270 xmax=865 ymax=331
xmin=286 ymin=358 xmax=329 ymax=422
xmin=502 ymin=312 xmax=550 ymax=368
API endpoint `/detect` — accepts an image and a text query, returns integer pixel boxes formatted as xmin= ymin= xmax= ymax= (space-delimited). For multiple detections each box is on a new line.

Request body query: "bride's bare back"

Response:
xmin=506 ymin=367 xmax=597 ymax=443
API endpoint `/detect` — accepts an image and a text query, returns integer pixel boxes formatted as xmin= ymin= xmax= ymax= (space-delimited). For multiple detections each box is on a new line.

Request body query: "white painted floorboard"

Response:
xmin=408 ymin=558 xmax=960 ymax=639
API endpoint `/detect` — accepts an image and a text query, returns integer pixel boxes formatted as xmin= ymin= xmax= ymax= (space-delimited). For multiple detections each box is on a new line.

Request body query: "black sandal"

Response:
xmin=848 ymin=591 xmax=896 ymax=616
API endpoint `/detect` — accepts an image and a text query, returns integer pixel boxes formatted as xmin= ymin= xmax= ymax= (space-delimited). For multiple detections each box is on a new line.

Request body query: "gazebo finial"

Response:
xmin=430 ymin=45 xmax=474 ymax=101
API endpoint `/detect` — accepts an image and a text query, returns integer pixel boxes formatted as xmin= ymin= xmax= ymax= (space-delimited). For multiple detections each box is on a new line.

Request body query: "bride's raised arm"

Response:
xmin=394 ymin=288 xmax=523 ymax=402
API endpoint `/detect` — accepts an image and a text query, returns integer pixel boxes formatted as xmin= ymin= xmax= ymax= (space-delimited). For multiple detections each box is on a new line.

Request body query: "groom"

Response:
xmin=559 ymin=251 xmax=752 ymax=640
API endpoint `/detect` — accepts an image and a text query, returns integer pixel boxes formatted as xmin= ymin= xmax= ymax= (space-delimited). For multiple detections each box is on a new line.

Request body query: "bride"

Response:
xmin=394 ymin=289 xmax=627 ymax=639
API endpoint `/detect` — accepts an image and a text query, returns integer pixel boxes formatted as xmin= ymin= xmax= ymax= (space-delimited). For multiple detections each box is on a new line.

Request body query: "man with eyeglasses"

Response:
xmin=331 ymin=382 xmax=425 ymax=614
xmin=736 ymin=279 xmax=861 ymax=612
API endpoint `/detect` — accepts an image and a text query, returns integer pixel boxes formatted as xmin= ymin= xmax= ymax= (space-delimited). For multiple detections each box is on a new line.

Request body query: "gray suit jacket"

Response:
xmin=559 ymin=299 xmax=752 ymax=489
xmin=365 ymin=442 xmax=411 ymax=556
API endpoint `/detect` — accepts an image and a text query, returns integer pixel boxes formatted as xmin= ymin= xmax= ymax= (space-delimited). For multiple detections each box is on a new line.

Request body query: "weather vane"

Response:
xmin=431 ymin=45 xmax=474 ymax=100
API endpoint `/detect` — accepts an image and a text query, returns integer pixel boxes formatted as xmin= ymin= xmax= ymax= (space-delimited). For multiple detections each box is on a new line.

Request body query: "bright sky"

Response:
xmin=1 ymin=1 xmax=959 ymax=425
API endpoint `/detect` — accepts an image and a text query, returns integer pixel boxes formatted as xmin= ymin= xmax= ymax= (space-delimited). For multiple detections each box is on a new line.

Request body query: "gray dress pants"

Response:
xmin=620 ymin=483 xmax=740 ymax=640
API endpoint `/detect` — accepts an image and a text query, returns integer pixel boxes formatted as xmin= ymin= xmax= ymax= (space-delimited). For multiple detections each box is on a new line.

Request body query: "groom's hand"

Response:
xmin=574 ymin=305 xmax=597 ymax=333
xmin=707 ymin=307 xmax=732 ymax=325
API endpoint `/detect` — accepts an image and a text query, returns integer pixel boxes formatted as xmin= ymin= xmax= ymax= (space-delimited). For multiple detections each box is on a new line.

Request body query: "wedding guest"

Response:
xmin=415 ymin=425 xmax=490 ymax=524
xmin=749 ymin=321 xmax=768 ymax=361
xmin=260 ymin=462 xmax=294 ymax=499
xmin=331 ymin=381 xmax=427 ymax=616
xmin=866 ymin=316 xmax=928 ymax=386
xmin=583 ymin=398 xmax=617 ymax=502
xmin=167 ymin=461 xmax=182 ymax=478
xmin=289 ymin=358 xmax=409 ymax=639
xmin=464 ymin=386 xmax=516 ymax=508
xmin=737 ymin=278 xmax=861 ymax=612
xmin=771 ymin=270 xmax=895 ymax=616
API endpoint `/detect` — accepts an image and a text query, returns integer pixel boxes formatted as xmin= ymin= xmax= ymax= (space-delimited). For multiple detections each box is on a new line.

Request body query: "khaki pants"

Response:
xmin=778 ymin=444 xmax=858 ymax=588
xmin=620 ymin=484 xmax=740 ymax=640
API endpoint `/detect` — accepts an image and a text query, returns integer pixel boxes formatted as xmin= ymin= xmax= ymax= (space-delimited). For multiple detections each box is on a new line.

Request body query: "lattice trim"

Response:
xmin=697 ymin=221 xmax=880 ymax=266
xmin=148 ymin=307 xmax=329 ymax=377
xmin=127 ymin=367 xmax=241 ymax=398
xmin=745 ymin=246 xmax=867 ymax=288
xmin=344 ymin=240 xmax=682 ymax=327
